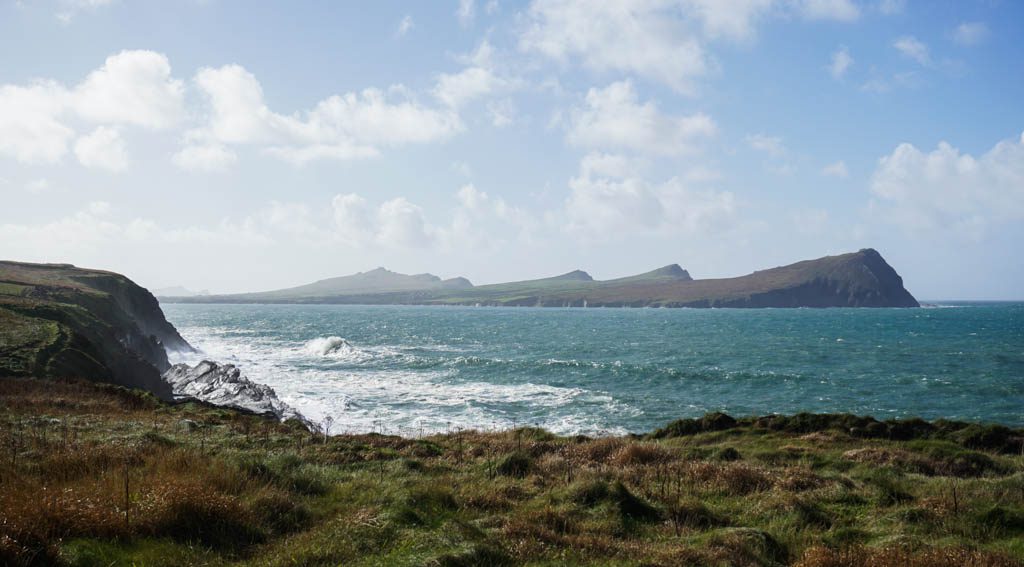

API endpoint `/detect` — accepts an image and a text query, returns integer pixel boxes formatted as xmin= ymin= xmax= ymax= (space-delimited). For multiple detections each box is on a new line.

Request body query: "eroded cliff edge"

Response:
xmin=0 ymin=261 xmax=192 ymax=399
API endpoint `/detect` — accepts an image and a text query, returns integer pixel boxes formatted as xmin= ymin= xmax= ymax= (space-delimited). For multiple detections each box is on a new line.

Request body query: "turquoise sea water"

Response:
xmin=161 ymin=303 xmax=1024 ymax=435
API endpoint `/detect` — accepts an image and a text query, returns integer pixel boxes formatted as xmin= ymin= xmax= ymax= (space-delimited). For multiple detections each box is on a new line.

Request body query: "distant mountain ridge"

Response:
xmin=162 ymin=249 xmax=919 ymax=308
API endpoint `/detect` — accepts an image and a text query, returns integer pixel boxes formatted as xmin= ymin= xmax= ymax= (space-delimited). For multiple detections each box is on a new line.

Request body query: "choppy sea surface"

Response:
xmin=161 ymin=302 xmax=1024 ymax=435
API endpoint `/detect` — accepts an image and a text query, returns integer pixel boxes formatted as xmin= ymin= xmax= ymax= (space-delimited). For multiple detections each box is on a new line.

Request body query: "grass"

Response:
xmin=1 ymin=376 xmax=1022 ymax=566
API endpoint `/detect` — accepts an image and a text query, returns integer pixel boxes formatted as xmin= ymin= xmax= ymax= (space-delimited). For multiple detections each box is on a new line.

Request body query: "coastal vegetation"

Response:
xmin=2 ymin=377 xmax=1022 ymax=566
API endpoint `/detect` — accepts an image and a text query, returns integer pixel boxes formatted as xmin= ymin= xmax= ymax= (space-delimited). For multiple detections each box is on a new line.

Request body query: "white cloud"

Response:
xmin=456 ymin=0 xmax=475 ymax=27
xmin=378 ymin=198 xmax=432 ymax=247
xmin=746 ymin=133 xmax=786 ymax=156
xmin=519 ymin=0 xmax=709 ymax=93
xmin=330 ymin=194 xmax=434 ymax=247
xmin=822 ymin=160 xmax=849 ymax=177
xmin=0 ymin=50 xmax=183 ymax=165
xmin=952 ymin=22 xmax=989 ymax=46
xmin=0 ymin=82 xmax=74 ymax=164
xmin=74 ymin=126 xmax=128 ymax=171
xmin=172 ymin=143 xmax=238 ymax=172
xmin=685 ymin=0 xmax=775 ymax=41
xmin=72 ymin=50 xmax=185 ymax=129
xmin=792 ymin=0 xmax=860 ymax=21
xmin=567 ymin=80 xmax=716 ymax=155
xmin=192 ymin=64 xmax=275 ymax=144
xmin=565 ymin=156 xmax=736 ymax=237
xmin=870 ymin=132 xmax=1024 ymax=238
xmin=331 ymin=193 xmax=373 ymax=245
xmin=893 ymin=36 xmax=930 ymax=66
xmin=189 ymin=64 xmax=462 ymax=165
xmin=396 ymin=14 xmax=414 ymax=37
xmin=434 ymin=66 xmax=506 ymax=108
xmin=433 ymin=41 xmax=517 ymax=109
xmin=828 ymin=46 xmax=853 ymax=79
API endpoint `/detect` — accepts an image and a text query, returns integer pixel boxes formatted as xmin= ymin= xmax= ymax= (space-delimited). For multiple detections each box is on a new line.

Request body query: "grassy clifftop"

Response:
xmin=0 ymin=261 xmax=192 ymax=398
xmin=2 ymin=378 xmax=1021 ymax=566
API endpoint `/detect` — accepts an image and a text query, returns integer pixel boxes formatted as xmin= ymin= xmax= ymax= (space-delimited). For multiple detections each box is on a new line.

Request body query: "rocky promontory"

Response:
xmin=0 ymin=261 xmax=194 ymax=398
xmin=163 ymin=360 xmax=310 ymax=426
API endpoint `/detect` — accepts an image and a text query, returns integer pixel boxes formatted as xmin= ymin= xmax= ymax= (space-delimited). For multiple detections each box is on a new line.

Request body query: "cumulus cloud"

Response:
xmin=519 ymin=0 xmax=710 ymax=92
xmin=565 ymin=155 xmax=736 ymax=237
xmin=520 ymin=0 xmax=823 ymax=92
xmin=74 ymin=126 xmax=128 ymax=171
xmin=893 ymin=36 xmax=930 ymax=66
xmin=0 ymin=82 xmax=74 ymax=164
xmin=0 ymin=50 xmax=183 ymax=165
xmin=567 ymin=81 xmax=715 ymax=155
xmin=828 ymin=46 xmax=853 ymax=79
xmin=72 ymin=50 xmax=185 ymax=129
xmin=186 ymin=64 xmax=461 ymax=166
xmin=869 ymin=132 xmax=1024 ymax=239
xmin=330 ymin=194 xmax=433 ymax=247
xmin=952 ymin=22 xmax=989 ymax=46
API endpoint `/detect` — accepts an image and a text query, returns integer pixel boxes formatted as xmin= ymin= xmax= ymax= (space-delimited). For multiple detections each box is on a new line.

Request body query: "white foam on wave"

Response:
xmin=170 ymin=323 xmax=638 ymax=436
xmin=303 ymin=336 xmax=352 ymax=357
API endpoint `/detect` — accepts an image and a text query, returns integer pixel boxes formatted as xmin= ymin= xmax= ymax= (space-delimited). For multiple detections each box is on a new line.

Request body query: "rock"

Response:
xmin=163 ymin=360 xmax=311 ymax=428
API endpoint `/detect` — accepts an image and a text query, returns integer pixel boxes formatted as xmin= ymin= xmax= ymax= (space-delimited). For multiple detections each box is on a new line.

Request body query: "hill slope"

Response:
xmin=164 ymin=249 xmax=918 ymax=308
xmin=0 ymin=261 xmax=192 ymax=398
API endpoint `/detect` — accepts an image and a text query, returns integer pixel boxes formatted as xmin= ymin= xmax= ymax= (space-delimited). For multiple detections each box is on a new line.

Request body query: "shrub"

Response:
xmin=570 ymin=479 xmax=611 ymax=507
xmin=251 ymin=492 xmax=311 ymax=534
xmin=145 ymin=485 xmax=264 ymax=552
xmin=708 ymin=528 xmax=788 ymax=566
xmin=496 ymin=452 xmax=533 ymax=478
xmin=977 ymin=506 xmax=1024 ymax=535
xmin=611 ymin=443 xmax=671 ymax=466
xmin=609 ymin=481 xmax=660 ymax=522
xmin=667 ymin=500 xmax=728 ymax=530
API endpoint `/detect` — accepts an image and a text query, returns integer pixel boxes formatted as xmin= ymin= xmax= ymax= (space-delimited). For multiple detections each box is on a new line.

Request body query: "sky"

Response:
xmin=0 ymin=0 xmax=1022 ymax=300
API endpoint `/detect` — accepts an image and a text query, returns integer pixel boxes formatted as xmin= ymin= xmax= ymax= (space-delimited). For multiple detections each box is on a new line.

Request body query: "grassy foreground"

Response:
xmin=1 ymin=378 xmax=1022 ymax=567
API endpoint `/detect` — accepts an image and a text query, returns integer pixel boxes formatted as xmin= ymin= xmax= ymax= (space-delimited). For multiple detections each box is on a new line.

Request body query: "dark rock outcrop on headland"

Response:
xmin=165 ymin=249 xmax=919 ymax=309
xmin=163 ymin=360 xmax=310 ymax=426
xmin=0 ymin=261 xmax=193 ymax=399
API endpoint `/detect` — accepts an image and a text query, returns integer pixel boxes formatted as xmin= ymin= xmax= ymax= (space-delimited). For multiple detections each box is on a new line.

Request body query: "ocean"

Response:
xmin=161 ymin=302 xmax=1024 ymax=435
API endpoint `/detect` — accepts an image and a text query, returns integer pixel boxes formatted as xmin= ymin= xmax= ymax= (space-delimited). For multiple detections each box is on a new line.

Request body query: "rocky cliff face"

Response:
xmin=0 ymin=261 xmax=194 ymax=399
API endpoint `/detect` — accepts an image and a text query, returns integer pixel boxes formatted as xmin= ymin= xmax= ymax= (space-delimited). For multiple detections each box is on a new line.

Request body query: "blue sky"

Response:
xmin=1 ymin=0 xmax=1022 ymax=299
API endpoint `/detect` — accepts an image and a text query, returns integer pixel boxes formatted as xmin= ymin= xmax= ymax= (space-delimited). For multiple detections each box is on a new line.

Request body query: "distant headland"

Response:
xmin=161 ymin=249 xmax=919 ymax=308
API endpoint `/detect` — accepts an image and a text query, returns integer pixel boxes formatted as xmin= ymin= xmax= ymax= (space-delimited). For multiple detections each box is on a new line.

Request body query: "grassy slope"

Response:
xmin=2 ymin=378 xmax=1021 ymax=567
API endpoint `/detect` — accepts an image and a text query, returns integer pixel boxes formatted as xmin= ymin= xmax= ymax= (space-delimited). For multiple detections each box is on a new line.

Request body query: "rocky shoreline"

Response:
xmin=163 ymin=359 xmax=313 ymax=429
